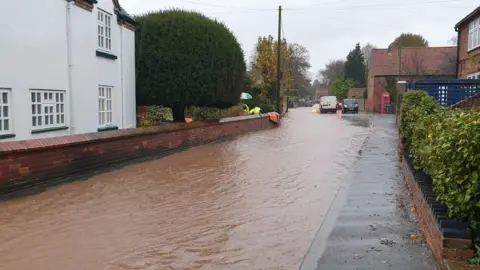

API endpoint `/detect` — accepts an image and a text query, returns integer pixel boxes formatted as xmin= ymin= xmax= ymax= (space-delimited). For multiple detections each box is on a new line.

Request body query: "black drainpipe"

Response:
xmin=455 ymin=26 xmax=460 ymax=79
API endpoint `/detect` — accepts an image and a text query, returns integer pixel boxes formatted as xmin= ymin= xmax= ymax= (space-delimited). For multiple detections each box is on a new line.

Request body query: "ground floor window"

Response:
xmin=0 ymin=89 xmax=11 ymax=135
xmin=31 ymin=90 xmax=66 ymax=130
xmin=467 ymin=72 xmax=480 ymax=79
xmin=98 ymin=86 xmax=113 ymax=127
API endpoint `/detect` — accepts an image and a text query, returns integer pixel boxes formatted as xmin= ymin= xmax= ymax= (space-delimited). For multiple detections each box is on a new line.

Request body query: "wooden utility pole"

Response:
xmin=276 ymin=5 xmax=282 ymax=114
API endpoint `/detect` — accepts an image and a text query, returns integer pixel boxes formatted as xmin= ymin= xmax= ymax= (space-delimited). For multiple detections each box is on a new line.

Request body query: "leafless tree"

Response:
xmin=448 ymin=36 xmax=458 ymax=46
xmin=361 ymin=43 xmax=375 ymax=73
xmin=316 ymin=59 xmax=345 ymax=87
xmin=289 ymin=43 xmax=312 ymax=90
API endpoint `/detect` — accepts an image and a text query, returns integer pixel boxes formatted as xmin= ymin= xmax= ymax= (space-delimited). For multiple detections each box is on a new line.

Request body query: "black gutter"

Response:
xmin=455 ymin=26 xmax=460 ymax=79
xmin=454 ymin=6 xmax=480 ymax=29
xmin=116 ymin=10 xmax=137 ymax=26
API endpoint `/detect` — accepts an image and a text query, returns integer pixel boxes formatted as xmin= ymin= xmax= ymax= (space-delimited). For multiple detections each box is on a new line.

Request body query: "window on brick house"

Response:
xmin=98 ymin=86 xmax=113 ymax=127
xmin=31 ymin=90 xmax=66 ymax=130
xmin=467 ymin=72 xmax=480 ymax=79
xmin=0 ymin=89 xmax=12 ymax=135
xmin=97 ymin=9 xmax=112 ymax=51
xmin=469 ymin=18 xmax=480 ymax=51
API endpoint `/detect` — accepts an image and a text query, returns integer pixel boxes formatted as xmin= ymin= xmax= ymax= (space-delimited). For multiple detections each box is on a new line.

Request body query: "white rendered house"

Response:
xmin=0 ymin=0 xmax=136 ymax=141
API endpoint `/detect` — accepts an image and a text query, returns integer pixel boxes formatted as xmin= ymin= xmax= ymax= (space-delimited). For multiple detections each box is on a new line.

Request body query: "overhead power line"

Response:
xmin=284 ymin=0 xmax=465 ymax=10
xmin=179 ymin=0 xmax=276 ymax=11
xmin=180 ymin=0 xmax=465 ymax=12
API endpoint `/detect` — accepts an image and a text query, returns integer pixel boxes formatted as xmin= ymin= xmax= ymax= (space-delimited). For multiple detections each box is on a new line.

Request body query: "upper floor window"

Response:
xmin=98 ymin=9 xmax=112 ymax=51
xmin=469 ymin=18 xmax=480 ymax=51
xmin=31 ymin=90 xmax=66 ymax=130
xmin=0 ymin=89 xmax=11 ymax=135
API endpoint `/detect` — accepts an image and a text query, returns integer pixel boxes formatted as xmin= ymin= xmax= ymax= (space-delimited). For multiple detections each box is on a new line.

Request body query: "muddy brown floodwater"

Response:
xmin=0 ymin=108 xmax=371 ymax=270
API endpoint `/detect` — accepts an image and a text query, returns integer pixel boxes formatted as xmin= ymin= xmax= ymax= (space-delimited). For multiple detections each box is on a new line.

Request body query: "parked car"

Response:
xmin=320 ymin=96 xmax=338 ymax=113
xmin=342 ymin=99 xmax=359 ymax=114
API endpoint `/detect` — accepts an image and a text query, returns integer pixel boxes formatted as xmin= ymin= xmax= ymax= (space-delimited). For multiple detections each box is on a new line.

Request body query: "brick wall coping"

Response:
xmin=0 ymin=114 xmax=269 ymax=155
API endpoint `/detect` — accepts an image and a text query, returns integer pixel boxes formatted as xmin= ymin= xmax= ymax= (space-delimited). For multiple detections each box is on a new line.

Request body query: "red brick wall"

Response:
xmin=458 ymin=22 xmax=480 ymax=78
xmin=0 ymin=115 xmax=276 ymax=195
xmin=366 ymin=75 xmax=375 ymax=112
xmin=401 ymin=157 xmax=474 ymax=261
xmin=367 ymin=77 xmax=387 ymax=113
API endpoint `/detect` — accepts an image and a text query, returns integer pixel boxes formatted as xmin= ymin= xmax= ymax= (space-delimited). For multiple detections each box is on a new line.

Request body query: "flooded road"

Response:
xmin=0 ymin=108 xmax=371 ymax=270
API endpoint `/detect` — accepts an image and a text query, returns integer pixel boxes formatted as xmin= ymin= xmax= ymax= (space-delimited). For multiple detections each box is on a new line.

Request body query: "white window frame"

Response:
xmin=31 ymin=90 xmax=66 ymax=130
xmin=468 ymin=18 xmax=480 ymax=51
xmin=0 ymin=88 xmax=12 ymax=135
xmin=98 ymin=86 xmax=113 ymax=127
xmin=97 ymin=9 xmax=112 ymax=52
xmin=467 ymin=72 xmax=480 ymax=79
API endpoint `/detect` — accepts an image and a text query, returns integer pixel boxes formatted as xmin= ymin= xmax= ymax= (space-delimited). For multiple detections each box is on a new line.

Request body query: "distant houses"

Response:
xmin=366 ymin=47 xmax=457 ymax=113
xmin=366 ymin=5 xmax=480 ymax=113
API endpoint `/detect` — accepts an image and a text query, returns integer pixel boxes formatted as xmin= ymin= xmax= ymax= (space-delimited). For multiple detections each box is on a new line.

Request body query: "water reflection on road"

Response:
xmin=0 ymin=108 xmax=371 ymax=270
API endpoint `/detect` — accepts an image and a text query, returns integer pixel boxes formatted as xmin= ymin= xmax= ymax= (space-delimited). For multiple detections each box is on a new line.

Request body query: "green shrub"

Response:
xmin=399 ymin=90 xmax=430 ymax=148
xmin=409 ymin=95 xmax=443 ymax=170
xmin=135 ymin=10 xmax=246 ymax=121
xmin=146 ymin=106 xmax=173 ymax=122
xmin=400 ymin=92 xmax=480 ymax=222
xmin=185 ymin=106 xmax=225 ymax=120
xmin=245 ymin=98 xmax=276 ymax=113
xmin=137 ymin=105 xmax=173 ymax=126
xmin=224 ymin=105 xmax=244 ymax=117
xmin=426 ymin=110 xmax=480 ymax=220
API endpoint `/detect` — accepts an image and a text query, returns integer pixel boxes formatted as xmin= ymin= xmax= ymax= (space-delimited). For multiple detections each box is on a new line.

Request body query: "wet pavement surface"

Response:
xmin=301 ymin=114 xmax=439 ymax=270
xmin=0 ymin=109 xmax=438 ymax=270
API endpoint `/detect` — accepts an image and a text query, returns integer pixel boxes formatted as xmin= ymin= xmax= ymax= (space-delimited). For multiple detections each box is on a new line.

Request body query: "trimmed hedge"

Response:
xmin=135 ymin=10 xmax=246 ymax=120
xmin=400 ymin=91 xmax=480 ymax=222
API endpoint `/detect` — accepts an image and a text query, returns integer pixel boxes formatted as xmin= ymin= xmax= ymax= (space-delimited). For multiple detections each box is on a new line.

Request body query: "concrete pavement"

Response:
xmin=301 ymin=114 xmax=440 ymax=270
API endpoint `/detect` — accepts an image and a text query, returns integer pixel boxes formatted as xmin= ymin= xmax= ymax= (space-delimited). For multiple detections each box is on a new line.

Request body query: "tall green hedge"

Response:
xmin=400 ymin=91 xmax=480 ymax=222
xmin=135 ymin=10 xmax=246 ymax=120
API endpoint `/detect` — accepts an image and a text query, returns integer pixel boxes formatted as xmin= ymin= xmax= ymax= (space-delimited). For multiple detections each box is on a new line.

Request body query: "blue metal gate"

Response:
xmin=407 ymin=80 xmax=480 ymax=106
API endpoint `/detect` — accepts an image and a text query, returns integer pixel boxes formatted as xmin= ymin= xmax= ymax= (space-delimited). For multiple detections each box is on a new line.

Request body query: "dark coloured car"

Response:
xmin=342 ymin=99 xmax=359 ymax=114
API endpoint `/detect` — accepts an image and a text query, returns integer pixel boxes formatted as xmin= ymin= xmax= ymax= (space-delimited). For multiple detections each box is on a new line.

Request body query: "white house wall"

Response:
xmin=121 ymin=27 xmax=137 ymax=129
xmin=0 ymin=0 xmax=70 ymax=140
xmin=69 ymin=2 xmax=98 ymax=135
xmin=0 ymin=0 xmax=136 ymax=141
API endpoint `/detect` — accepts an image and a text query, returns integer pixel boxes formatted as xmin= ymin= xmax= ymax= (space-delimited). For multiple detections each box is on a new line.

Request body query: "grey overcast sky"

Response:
xmin=119 ymin=0 xmax=477 ymax=78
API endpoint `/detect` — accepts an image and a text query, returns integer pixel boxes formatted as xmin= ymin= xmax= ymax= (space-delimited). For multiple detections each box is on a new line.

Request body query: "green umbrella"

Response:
xmin=240 ymin=92 xmax=253 ymax=100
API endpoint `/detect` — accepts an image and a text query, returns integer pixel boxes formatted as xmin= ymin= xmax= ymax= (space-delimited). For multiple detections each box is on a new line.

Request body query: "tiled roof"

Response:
xmin=113 ymin=0 xmax=136 ymax=24
xmin=455 ymin=6 xmax=480 ymax=29
xmin=369 ymin=47 xmax=457 ymax=77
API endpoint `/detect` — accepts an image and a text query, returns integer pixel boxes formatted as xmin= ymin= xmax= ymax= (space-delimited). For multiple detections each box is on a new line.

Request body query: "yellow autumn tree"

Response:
xmin=252 ymin=35 xmax=294 ymax=98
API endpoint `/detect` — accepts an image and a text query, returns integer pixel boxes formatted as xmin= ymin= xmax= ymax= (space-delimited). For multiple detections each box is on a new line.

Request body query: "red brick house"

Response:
xmin=366 ymin=47 xmax=457 ymax=113
xmin=455 ymin=6 xmax=480 ymax=79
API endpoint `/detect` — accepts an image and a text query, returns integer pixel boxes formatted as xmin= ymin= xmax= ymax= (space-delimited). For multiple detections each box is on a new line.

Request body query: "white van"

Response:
xmin=320 ymin=96 xmax=338 ymax=113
